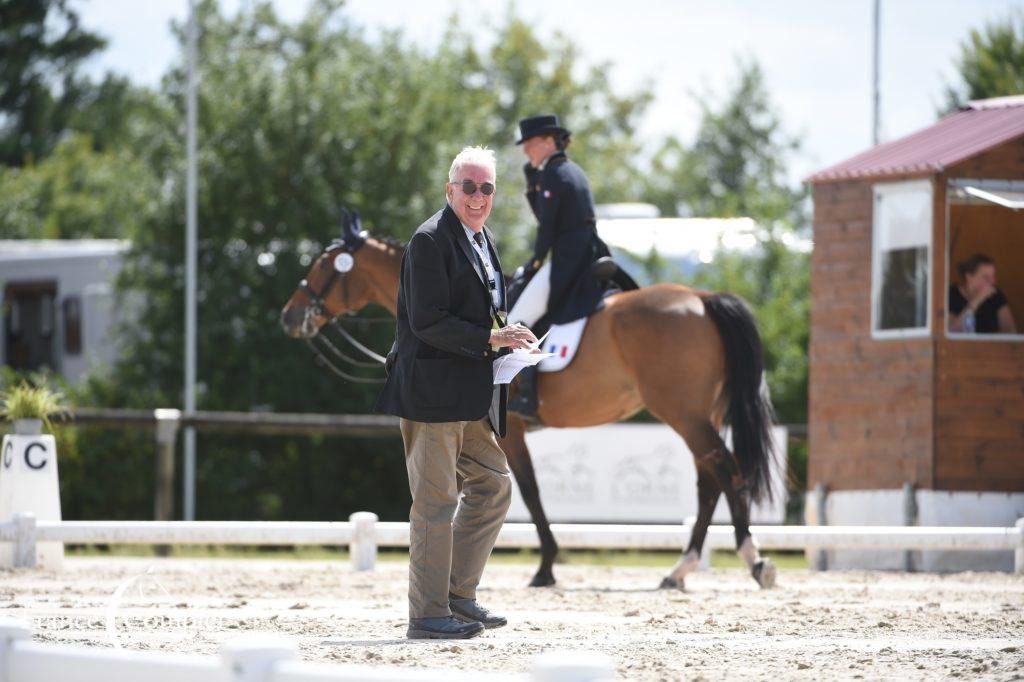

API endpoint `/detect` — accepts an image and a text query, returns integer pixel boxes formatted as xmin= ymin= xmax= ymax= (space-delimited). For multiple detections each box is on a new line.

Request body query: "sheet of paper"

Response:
xmin=492 ymin=350 xmax=556 ymax=384
xmin=529 ymin=329 xmax=551 ymax=351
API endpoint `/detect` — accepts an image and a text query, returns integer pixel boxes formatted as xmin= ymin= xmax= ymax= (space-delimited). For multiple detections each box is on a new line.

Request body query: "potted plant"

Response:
xmin=0 ymin=381 xmax=66 ymax=435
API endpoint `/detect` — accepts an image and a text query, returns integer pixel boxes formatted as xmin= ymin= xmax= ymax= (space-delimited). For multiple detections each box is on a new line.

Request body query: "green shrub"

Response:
xmin=0 ymin=381 xmax=66 ymax=432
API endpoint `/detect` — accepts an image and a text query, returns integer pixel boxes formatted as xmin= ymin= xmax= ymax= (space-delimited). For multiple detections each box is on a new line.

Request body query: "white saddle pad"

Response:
xmin=537 ymin=317 xmax=588 ymax=372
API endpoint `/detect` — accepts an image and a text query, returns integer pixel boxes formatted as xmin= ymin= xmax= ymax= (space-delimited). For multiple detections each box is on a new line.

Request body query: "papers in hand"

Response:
xmin=493 ymin=349 xmax=555 ymax=384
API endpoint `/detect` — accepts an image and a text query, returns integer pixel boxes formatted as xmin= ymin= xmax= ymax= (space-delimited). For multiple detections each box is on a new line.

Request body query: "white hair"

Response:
xmin=448 ymin=146 xmax=496 ymax=183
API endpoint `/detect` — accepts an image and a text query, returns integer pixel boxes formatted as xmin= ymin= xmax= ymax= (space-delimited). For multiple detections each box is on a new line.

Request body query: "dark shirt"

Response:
xmin=948 ymin=285 xmax=1009 ymax=333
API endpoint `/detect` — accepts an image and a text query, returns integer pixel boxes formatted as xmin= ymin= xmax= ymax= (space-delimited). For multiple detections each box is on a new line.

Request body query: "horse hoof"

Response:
xmin=658 ymin=576 xmax=682 ymax=590
xmin=752 ymin=558 xmax=776 ymax=589
xmin=529 ymin=573 xmax=556 ymax=588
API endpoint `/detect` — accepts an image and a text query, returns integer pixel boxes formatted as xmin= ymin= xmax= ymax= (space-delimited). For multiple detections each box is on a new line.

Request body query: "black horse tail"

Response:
xmin=701 ymin=292 xmax=777 ymax=503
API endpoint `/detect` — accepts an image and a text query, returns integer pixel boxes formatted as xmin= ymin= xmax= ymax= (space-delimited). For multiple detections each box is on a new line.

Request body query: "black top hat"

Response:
xmin=515 ymin=114 xmax=570 ymax=145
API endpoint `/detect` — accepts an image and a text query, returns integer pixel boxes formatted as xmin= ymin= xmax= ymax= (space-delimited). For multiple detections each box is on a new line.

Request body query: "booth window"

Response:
xmin=871 ymin=180 xmax=932 ymax=337
xmin=946 ymin=180 xmax=1024 ymax=339
xmin=63 ymin=296 xmax=82 ymax=355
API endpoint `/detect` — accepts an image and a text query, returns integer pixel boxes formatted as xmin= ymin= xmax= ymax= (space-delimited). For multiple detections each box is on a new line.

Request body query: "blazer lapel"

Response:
xmin=443 ymin=205 xmax=487 ymax=288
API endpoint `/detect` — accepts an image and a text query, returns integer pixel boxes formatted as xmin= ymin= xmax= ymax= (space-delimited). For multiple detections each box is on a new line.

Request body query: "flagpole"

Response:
xmin=183 ymin=0 xmax=198 ymax=521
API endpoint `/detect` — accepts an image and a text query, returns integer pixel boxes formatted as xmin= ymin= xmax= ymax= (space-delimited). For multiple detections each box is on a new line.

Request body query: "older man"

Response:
xmin=375 ymin=146 xmax=537 ymax=639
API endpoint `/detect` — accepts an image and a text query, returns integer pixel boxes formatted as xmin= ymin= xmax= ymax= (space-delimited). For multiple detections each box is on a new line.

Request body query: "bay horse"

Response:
xmin=281 ymin=219 xmax=778 ymax=590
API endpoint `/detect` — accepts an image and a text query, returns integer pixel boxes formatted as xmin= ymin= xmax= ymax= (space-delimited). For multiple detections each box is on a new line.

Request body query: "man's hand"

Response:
xmin=489 ymin=323 xmax=538 ymax=351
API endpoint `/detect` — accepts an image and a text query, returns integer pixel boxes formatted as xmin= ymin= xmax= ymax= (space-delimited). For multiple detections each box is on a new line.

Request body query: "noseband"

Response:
xmin=299 ymin=221 xmax=388 ymax=384
xmin=299 ymin=254 xmax=349 ymax=320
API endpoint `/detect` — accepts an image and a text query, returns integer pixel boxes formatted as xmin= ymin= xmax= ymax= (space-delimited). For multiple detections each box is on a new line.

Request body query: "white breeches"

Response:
xmin=508 ymin=261 xmax=551 ymax=328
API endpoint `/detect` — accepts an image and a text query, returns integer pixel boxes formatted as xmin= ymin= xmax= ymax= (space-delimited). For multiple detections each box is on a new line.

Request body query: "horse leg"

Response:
xmin=699 ymin=441 xmax=776 ymax=589
xmin=497 ymin=413 xmax=559 ymax=587
xmin=660 ymin=466 xmax=720 ymax=590
xmin=658 ymin=419 xmax=775 ymax=590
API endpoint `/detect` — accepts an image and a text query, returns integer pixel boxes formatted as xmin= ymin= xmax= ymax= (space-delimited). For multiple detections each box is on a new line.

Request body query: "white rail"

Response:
xmin=2 ymin=513 xmax=1022 ymax=573
xmin=0 ymin=619 xmax=614 ymax=682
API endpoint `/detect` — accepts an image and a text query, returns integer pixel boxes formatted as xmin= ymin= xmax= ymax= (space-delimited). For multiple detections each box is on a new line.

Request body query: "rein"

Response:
xmin=304 ymin=337 xmax=386 ymax=384
xmin=330 ymin=319 xmax=388 ymax=364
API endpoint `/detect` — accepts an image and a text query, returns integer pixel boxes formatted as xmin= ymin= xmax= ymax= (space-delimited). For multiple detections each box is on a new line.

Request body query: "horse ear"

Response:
xmin=339 ymin=207 xmax=363 ymax=237
xmin=338 ymin=206 xmax=368 ymax=250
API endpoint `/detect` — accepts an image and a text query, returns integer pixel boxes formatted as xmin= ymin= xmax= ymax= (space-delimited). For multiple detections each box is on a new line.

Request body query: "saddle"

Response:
xmin=506 ymin=257 xmax=639 ymax=421
xmin=534 ymin=258 xmax=639 ymax=373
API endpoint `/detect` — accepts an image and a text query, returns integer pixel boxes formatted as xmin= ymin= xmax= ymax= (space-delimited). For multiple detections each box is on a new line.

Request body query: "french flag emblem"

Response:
xmin=543 ymin=190 xmax=552 ymax=198
xmin=547 ymin=344 xmax=567 ymax=357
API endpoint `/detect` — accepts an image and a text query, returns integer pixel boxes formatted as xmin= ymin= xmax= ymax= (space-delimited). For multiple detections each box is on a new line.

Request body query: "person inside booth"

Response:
xmin=948 ymin=253 xmax=1018 ymax=334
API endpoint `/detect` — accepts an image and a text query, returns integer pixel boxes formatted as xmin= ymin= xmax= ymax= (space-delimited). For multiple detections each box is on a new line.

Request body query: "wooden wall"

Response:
xmin=934 ymin=146 xmax=1024 ymax=492
xmin=946 ymin=136 xmax=1024 ymax=181
xmin=933 ymin=339 xmax=1024 ymax=491
xmin=808 ymin=181 xmax=935 ymax=491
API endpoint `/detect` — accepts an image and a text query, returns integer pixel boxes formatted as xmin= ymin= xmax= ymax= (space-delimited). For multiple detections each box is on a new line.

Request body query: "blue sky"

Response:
xmin=77 ymin=0 xmax=1024 ymax=185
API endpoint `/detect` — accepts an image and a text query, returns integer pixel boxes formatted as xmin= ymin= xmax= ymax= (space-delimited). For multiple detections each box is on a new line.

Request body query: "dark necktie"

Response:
xmin=472 ymin=232 xmax=501 ymax=314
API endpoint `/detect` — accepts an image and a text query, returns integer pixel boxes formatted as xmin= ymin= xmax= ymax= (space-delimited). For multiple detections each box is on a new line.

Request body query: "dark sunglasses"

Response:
xmin=452 ymin=179 xmax=495 ymax=196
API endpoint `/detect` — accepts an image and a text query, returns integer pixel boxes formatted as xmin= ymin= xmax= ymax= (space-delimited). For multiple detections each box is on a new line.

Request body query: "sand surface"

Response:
xmin=3 ymin=557 xmax=1023 ymax=680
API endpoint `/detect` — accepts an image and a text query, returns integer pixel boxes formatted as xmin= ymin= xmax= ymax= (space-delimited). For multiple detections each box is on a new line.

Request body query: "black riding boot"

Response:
xmin=508 ymin=365 xmax=539 ymax=421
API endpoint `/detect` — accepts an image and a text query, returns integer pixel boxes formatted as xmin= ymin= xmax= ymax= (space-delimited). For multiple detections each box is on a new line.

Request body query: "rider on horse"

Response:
xmin=507 ymin=114 xmax=613 ymax=419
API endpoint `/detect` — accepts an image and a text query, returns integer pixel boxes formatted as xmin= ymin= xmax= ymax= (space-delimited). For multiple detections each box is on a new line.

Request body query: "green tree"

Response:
xmin=943 ymin=11 xmax=1024 ymax=112
xmin=0 ymin=0 xmax=106 ymax=165
xmin=643 ymin=60 xmax=802 ymax=225
xmin=0 ymin=133 xmax=160 ymax=239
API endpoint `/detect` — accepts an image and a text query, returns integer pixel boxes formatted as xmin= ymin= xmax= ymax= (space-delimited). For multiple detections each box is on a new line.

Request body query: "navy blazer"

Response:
xmin=375 ymin=205 xmax=509 ymax=436
xmin=525 ymin=152 xmax=611 ymax=324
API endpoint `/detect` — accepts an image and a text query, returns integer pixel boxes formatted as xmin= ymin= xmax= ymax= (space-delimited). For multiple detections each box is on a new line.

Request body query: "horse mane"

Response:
xmin=374 ymin=235 xmax=407 ymax=250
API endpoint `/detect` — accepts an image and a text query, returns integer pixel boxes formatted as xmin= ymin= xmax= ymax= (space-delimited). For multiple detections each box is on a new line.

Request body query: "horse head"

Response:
xmin=280 ymin=209 xmax=392 ymax=338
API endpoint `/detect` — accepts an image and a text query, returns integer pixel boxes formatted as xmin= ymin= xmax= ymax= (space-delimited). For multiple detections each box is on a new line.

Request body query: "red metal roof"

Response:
xmin=804 ymin=96 xmax=1024 ymax=184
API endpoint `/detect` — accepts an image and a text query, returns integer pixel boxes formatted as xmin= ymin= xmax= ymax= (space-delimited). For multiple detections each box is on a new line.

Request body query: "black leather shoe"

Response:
xmin=407 ymin=616 xmax=484 ymax=640
xmin=449 ymin=594 xmax=508 ymax=629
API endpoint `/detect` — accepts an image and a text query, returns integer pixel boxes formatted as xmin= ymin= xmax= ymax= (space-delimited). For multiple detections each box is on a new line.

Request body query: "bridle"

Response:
xmin=299 ymin=210 xmax=388 ymax=384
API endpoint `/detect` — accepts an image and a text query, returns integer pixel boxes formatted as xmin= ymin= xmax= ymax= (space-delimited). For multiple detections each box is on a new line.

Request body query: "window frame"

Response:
xmin=870 ymin=179 xmax=934 ymax=340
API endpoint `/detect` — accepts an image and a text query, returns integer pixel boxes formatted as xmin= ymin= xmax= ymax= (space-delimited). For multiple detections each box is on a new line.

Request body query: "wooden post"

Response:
xmin=220 ymin=636 xmax=294 ymax=682
xmin=153 ymin=409 xmax=181 ymax=557
xmin=531 ymin=650 xmax=616 ymax=682
xmin=1015 ymin=518 xmax=1024 ymax=575
xmin=0 ymin=618 xmax=32 ymax=675
xmin=902 ymin=482 xmax=917 ymax=572
xmin=349 ymin=512 xmax=378 ymax=571
xmin=12 ymin=512 xmax=36 ymax=569
xmin=806 ymin=483 xmax=829 ymax=571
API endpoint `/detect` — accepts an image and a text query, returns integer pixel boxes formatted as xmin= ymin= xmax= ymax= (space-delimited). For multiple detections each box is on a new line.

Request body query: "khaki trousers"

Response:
xmin=400 ymin=417 xmax=512 ymax=619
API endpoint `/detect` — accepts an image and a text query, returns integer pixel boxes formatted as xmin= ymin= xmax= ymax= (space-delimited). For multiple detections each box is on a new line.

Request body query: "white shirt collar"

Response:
xmin=460 ymin=221 xmax=486 ymax=245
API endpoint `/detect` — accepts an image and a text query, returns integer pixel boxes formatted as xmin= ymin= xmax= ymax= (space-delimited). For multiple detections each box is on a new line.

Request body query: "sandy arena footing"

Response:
xmin=2 ymin=557 xmax=1023 ymax=680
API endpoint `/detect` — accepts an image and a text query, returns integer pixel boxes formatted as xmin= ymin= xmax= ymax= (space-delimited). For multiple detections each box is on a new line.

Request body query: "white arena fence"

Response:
xmin=1 ymin=511 xmax=1022 ymax=573
xmin=0 ymin=619 xmax=615 ymax=682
